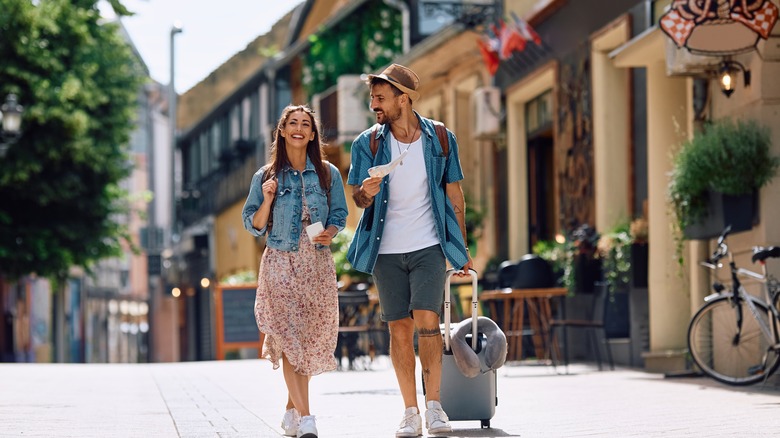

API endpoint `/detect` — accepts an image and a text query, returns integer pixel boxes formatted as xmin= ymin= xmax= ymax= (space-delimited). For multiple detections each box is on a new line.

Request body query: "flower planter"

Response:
xmin=573 ymin=255 xmax=602 ymax=294
xmin=630 ymin=243 xmax=648 ymax=288
xmin=604 ymin=288 xmax=630 ymax=339
xmin=683 ymin=190 xmax=756 ymax=240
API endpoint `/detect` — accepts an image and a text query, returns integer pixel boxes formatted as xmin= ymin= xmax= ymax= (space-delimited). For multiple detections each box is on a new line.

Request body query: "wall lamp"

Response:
xmin=718 ymin=59 xmax=750 ymax=98
xmin=0 ymin=94 xmax=24 ymax=157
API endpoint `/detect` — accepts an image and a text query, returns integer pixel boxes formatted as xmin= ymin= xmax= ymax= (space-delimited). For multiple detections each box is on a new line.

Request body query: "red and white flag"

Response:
xmin=512 ymin=11 xmax=542 ymax=45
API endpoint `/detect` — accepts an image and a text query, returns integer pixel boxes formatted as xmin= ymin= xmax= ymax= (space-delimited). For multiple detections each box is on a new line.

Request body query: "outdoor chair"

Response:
xmin=549 ymin=281 xmax=616 ymax=373
xmin=335 ymin=290 xmax=371 ymax=370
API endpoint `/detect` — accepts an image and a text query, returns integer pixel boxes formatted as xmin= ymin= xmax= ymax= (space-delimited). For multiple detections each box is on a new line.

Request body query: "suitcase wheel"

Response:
xmin=481 ymin=419 xmax=490 ymax=429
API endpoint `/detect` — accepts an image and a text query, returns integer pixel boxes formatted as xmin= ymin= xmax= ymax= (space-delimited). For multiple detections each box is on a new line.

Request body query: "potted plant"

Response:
xmin=568 ymin=224 xmax=602 ymax=295
xmin=629 ymin=217 xmax=649 ymax=288
xmin=533 ymin=225 xmax=601 ymax=295
xmin=331 ymin=228 xmax=371 ymax=289
xmin=594 ymin=218 xmax=648 ymax=289
xmin=531 ymin=237 xmax=569 ymax=290
xmin=596 ymin=222 xmax=632 ymax=294
xmin=668 ymin=118 xmax=779 ymax=241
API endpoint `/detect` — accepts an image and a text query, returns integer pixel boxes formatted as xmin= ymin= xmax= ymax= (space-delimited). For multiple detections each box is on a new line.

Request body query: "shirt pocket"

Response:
xmin=306 ymin=183 xmax=329 ymax=221
xmin=268 ymin=187 xmax=294 ymax=240
xmin=431 ymin=156 xmax=447 ymax=186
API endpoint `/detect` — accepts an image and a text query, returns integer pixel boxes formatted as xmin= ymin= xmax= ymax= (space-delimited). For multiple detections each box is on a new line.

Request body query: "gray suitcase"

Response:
xmin=431 ymin=269 xmax=498 ymax=429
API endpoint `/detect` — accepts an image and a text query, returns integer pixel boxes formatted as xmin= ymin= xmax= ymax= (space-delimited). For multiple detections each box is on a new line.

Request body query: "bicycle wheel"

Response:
xmin=688 ymin=294 xmax=780 ymax=385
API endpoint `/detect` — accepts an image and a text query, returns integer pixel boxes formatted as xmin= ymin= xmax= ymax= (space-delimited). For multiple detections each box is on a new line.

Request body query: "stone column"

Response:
xmin=643 ymin=60 xmax=691 ymax=373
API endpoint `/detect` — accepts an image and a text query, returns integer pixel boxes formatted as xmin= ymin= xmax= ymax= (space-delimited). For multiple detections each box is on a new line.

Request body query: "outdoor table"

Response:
xmin=480 ymin=287 xmax=567 ymax=362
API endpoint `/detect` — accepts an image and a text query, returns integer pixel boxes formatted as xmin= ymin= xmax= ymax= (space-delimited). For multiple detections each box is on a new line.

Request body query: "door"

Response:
xmin=527 ymin=132 xmax=554 ymax=247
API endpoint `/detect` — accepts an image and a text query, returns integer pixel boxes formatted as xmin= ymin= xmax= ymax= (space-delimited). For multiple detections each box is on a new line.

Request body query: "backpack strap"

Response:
xmin=369 ymin=125 xmax=380 ymax=156
xmin=432 ymin=121 xmax=449 ymax=157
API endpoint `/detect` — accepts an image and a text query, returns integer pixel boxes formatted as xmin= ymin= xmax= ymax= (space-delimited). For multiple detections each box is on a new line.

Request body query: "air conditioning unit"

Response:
xmin=337 ymin=75 xmax=370 ymax=144
xmin=472 ymin=86 xmax=500 ymax=138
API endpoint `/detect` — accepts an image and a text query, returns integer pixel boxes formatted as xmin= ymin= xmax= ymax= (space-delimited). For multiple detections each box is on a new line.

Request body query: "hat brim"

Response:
xmin=365 ymin=73 xmax=421 ymax=102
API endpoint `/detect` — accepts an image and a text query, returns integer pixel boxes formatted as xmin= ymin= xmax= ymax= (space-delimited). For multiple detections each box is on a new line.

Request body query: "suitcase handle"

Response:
xmin=444 ymin=268 xmax=479 ymax=353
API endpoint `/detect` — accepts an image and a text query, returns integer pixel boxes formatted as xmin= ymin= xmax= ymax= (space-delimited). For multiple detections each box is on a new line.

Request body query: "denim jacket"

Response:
xmin=346 ymin=112 xmax=469 ymax=274
xmin=242 ymin=159 xmax=348 ymax=252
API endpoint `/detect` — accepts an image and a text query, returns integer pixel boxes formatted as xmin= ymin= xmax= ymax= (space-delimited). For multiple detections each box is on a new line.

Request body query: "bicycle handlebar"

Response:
xmin=705 ymin=226 xmax=733 ymax=265
xmin=700 ymin=226 xmax=771 ymax=286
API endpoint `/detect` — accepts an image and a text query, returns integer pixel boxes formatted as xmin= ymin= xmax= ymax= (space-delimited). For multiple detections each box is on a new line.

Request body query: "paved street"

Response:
xmin=1 ymin=357 xmax=779 ymax=437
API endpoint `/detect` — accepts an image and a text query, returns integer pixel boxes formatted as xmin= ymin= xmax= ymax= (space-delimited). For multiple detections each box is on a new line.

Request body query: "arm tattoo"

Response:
xmin=352 ymin=186 xmax=374 ymax=209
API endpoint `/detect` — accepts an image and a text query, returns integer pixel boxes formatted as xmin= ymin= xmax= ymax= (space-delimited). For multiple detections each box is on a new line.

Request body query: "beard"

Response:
xmin=375 ymin=107 xmax=401 ymax=125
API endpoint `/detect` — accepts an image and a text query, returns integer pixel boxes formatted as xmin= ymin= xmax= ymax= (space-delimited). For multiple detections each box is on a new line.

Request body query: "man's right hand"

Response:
xmin=361 ymin=176 xmax=382 ymax=197
xmin=352 ymin=176 xmax=382 ymax=208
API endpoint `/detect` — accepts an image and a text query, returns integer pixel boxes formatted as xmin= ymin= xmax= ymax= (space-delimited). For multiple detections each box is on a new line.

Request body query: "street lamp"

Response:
xmin=0 ymin=94 xmax=24 ymax=157
xmin=718 ymin=59 xmax=750 ymax=98
xmin=169 ymin=21 xmax=183 ymax=242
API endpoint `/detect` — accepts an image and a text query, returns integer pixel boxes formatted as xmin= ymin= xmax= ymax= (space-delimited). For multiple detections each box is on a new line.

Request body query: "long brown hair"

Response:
xmin=266 ymin=104 xmax=329 ymax=190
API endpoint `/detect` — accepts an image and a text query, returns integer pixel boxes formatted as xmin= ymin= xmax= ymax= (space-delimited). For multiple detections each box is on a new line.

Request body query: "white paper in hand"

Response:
xmin=305 ymin=221 xmax=324 ymax=243
xmin=368 ymin=149 xmax=408 ymax=178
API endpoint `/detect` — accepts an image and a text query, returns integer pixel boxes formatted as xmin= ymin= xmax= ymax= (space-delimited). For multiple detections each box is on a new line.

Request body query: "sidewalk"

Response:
xmin=1 ymin=357 xmax=779 ymax=437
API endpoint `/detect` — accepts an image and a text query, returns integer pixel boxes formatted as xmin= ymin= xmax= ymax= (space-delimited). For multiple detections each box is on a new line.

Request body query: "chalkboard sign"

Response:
xmin=214 ymin=284 xmax=264 ymax=360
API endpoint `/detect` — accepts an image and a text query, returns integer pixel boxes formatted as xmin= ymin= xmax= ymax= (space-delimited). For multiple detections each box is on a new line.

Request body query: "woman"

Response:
xmin=242 ymin=104 xmax=348 ymax=438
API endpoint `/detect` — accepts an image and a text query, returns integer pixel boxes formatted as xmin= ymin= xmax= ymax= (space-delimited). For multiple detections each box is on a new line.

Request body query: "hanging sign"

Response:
xmin=660 ymin=0 xmax=778 ymax=55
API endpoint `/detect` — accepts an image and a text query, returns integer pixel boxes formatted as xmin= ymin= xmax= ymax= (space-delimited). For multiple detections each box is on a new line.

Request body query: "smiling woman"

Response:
xmin=241 ymin=104 xmax=348 ymax=438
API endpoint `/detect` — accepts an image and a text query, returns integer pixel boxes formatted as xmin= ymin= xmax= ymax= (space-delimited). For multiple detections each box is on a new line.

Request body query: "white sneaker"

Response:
xmin=297 ymin=415 xmax=318 ymax=438
xmin=395 ymin=407 xmax=422 ymax=437
xmin=281 ymin=408 xmax=300 ymax=437
xmin=425 ymin=400 xmax=452 ymax=434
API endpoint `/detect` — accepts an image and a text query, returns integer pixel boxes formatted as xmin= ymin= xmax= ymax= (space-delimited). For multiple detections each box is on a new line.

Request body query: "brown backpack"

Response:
xmin=369 ymin=121 xmax=450 ymax=157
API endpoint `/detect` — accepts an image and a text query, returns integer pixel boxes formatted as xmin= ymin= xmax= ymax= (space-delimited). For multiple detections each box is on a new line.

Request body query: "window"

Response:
xmin=242 ymin=96 xmax=251 ymax=140
xmin=525 ymin=90 xmax=553 ymax=136
xmin=230 ymin=105 xmax=240 ymax=143
xmin=416 ymin=0 xmax=456 ymax=36
xmin=208 ymin=123 xmax=219 ymax=175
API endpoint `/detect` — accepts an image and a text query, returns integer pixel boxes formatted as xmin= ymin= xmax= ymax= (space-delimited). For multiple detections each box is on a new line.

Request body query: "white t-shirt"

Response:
xmin=378 ymin=132 xmax=440 ymax=254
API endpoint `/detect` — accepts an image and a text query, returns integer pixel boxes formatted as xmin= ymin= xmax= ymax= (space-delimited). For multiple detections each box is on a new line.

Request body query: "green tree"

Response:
xmin=0 ymin=0 xmax=144 ymax=281
xmin=303 ymin=1 xmax=401 ymax=95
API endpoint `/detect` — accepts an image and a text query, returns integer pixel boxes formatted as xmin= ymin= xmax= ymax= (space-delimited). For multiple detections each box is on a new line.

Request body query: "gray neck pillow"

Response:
xmin=450 ymin=316 xmax=507 ymax=378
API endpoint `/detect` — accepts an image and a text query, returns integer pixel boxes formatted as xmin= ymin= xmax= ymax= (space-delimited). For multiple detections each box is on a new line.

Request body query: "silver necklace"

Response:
xmin=393 ymin=124 xmax=419 ymax=166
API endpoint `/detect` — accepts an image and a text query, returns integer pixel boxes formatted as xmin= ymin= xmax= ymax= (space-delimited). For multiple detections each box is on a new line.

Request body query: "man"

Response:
xmin=347 ymin=63 xmax=473 ymax=437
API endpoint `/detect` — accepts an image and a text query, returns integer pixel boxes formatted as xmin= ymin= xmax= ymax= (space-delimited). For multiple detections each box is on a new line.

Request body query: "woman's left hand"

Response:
xmin=311 ymin=227 xmax=336 ymax=246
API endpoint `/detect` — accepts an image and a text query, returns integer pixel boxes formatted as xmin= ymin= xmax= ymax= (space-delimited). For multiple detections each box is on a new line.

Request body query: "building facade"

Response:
xmin=166 ymin=0 xmax=780 ymax=371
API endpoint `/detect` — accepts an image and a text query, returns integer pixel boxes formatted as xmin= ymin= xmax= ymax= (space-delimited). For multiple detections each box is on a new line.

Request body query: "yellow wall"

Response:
xmin=505 ymin=62 xmax=557 ymax=259
xmin=214 ymin=202 xmax=261 ymax=281
xmin=406 ymin=30 xmax=495 ymax=270
xmin=613 ymin=28 xmax=692 ymax=372
xmin=591 ymin=17 xmax=631 ymax=232
xmin=505 ymin=0 xmax=544 ymax=18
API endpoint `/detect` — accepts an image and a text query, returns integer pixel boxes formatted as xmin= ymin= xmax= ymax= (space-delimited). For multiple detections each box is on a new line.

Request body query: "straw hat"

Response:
xmin=364 ymin=63 xmax=421 ymax=102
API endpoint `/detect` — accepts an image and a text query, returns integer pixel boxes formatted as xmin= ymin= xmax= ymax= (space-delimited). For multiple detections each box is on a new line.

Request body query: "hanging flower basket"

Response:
xmin=682 ymin=190 xmax=756 ymax=240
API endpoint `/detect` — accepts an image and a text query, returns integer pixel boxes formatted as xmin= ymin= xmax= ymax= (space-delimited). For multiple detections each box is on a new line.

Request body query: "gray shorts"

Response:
xmin=372 ymin=244 xmax=446 ymax=322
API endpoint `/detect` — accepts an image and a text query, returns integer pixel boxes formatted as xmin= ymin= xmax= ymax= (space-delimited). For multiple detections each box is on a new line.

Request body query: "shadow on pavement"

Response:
xmin=429 ymin=428 xmax=520 ymax=437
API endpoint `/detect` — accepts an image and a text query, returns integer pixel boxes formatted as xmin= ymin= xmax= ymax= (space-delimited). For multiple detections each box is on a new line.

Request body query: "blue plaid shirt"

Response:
xmin=346 ymin=113 xmax=469 ymax=274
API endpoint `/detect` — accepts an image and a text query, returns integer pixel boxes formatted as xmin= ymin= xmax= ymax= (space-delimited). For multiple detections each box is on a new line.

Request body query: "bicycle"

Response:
xmin=687 ymin=226 xmax=780 ymax=386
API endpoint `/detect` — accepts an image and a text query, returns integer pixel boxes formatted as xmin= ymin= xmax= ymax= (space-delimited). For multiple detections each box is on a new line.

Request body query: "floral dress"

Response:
xmin=254 ymin=202 xmax=338 ymax=375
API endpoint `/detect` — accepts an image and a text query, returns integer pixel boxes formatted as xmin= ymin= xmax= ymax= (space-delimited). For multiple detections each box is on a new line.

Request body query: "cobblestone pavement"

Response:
xmin=1 ymin=358 xmax=779 ymax=437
